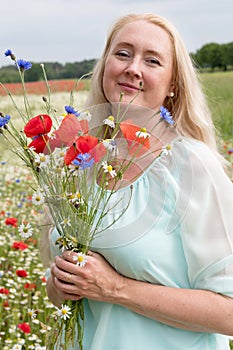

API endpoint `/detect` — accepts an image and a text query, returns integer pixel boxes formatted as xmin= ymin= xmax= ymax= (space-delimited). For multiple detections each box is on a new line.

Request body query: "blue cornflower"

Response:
xmin=0 ymin=114 xmax=11 ymax=128
xmin=65 ymin=105 xmax=80 ymax=117
xmin=17 ymin=59 xmax=32 ymax=71
xmin=160 ymin=106 xmax=174 ymax=125
xmin=4 ymin=49 xmax=16 ymax=60
xmin=72 ymin=153 xmax=94 ymax=170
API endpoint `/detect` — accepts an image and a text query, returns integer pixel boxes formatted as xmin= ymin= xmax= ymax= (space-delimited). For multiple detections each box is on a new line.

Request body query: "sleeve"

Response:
xmin=179 ymin=139 xmax=233 ymax=297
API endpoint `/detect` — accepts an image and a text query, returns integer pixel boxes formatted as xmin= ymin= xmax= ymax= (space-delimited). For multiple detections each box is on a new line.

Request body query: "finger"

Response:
xmin=54 ymin=276 xmax=82 ymax=297
xmin=63 ymin=250 xmax=88 ymax=267
xmin=52 ymin=262 xmax=78 ymax=284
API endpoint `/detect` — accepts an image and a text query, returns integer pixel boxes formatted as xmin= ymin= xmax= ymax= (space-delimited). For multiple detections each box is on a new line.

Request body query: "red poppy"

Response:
xmin=24 ymin=114 xmax=52 ymax=153
xmin=41 ymin=276 xmax=47 ymax=283
xmin=12 ymin=241 xmax=29 ymax=250
xmin=3 ymin=300 xmax=10 ymax=308
xmin=46 ymin=114 xmax=89 ymax=152
xmin=64 ymin=135 xmax=106 ymax=165
xmin=0 ymin=287 xmax=10 ymax=295
xmin=24 ymin=114 xmax=52 ymax=138
xmin=24 ymin=282 xmax=36 ymax=290
xmin=28 ymin=134 xmax=50 ymax=154
xmin=18 ymin=322 xmax=31 ymax=334
xmin=16 ymin=269 xmax=28 ymax=278
xmin=120 ymin=120 xmax=150 ymax=156
xmin=0 ymin=210 xmax=5 ymax=217
xmin=5 ymin=217 xmax=18 ymax=227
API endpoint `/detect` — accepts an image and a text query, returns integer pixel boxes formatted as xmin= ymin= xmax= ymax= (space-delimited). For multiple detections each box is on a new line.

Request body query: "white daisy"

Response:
xmin=28 ymin=308 xmax=37 ymax=319
xmin=161 ymin=144 xmax=172 ymax=156
xmin=103 ymin=115 xmax=115 ymax=128
xmin=12 ymin=345 xmax=22 ymax=350
xmin=102 ymin=161 xmax=117 ymax=178
xmin=32 ymin=191 xmax=44 ymax=206
xmin=66 ymin=192 xmax=84 ymax=205
xmin=60 ymin=218 xmax=71 ymax=227
xmin=73 ymin=252 xmax=87 ymax=267
xmin=79 ymin=109 xmax=92 ymax=121
xmin=103 ymin=139 xmax=118 ymax=156
xmin=135 ymin=127 xmax=151 ymax=139
xmin=56 ymin=304 xmax=72 ymax=320
xmin=18 ymin=223 xmax=33 ymax=239
xmin=34 ymin=153 xmax=50 ymax=168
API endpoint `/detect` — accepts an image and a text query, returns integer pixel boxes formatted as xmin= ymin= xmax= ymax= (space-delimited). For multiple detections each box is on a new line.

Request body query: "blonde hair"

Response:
xmin=86 ymin=13 xmax=226 ymax=165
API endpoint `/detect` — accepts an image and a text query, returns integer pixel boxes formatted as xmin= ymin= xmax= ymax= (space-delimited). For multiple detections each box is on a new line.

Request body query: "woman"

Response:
xmin=44 ymin=13 xmax=233 ymax=349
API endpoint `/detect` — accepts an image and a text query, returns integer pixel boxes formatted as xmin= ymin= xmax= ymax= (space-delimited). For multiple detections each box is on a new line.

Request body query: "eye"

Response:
xmin=146 ymin=57 xmax=162 ymax=66
xmin=115 ymin=50 xmax=131 ymax=58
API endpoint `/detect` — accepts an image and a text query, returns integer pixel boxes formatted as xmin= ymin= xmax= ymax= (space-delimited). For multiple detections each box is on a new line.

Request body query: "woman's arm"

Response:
xmin=51 ymin=250 xmax=233 ymax=336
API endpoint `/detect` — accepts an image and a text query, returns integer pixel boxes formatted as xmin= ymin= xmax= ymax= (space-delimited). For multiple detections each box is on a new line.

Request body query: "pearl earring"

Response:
xmin=170 ymin=92 xmax=174 ymax=97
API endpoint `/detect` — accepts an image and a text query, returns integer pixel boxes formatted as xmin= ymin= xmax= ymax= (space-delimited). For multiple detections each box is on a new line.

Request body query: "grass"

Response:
xmin=200 ymin=71 xmax=233 ymax=140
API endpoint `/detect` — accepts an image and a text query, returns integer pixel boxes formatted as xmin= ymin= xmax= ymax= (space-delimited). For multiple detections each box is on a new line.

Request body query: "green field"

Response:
xmin=200 ymin=71 xmax=233 ymax=139
xmin=0 ymin=74 xmax=233 ymax=349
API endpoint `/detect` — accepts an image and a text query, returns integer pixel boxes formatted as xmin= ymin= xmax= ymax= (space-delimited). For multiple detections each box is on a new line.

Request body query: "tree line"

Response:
xmin=191 ymin=42 xmax=233 ymax=71
xmin=0 ymin=41 xmax=232 ymax=83
xmin=0 ymin=59 xmax=97 ymax=83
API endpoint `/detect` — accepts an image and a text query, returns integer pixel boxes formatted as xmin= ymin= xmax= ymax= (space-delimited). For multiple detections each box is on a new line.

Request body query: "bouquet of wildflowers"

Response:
xmin=0 ymin=49 xmax=175 ymax=349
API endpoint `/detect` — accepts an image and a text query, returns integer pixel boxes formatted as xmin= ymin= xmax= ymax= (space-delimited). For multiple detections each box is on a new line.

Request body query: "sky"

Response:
xmin=0 ymin=0 xmax=232 ymax=68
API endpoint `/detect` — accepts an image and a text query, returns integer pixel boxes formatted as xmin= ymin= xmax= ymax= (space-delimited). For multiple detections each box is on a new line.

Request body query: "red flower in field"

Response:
xmin=5 ymin=217 xmax=18 ymax=227
xmin=228 ymin=148 xmax=233 ymax=154
xmin=0 ymin=210 xmax=5 ymax=217
xmin=64 ymin=135 xmax=106 ymax=165
xmin=18 ymin=322 xmax=31 ymax=334
xmin=24 ymin=282 xmax=36 ymax=290
xmin=16 ymin=269 xmax=28 ymax=278
xmin=24 ymin=114 xmax=52 ymax=153
xmin=47 ymin=114 xmax=89 ymax=152
xmin=41 ymin=276 xmax=47 ymax=283
xmin=120 ymin=120 xmax=150 ymax=156
xmin=12 ymin=241 xmax=29 ymax=250
xmin=3 ymin=300 xmax=10 ymax=308
xmin=0 ymin=287 xmax=9 ymax=295
xmin=26 ymin=237 xmax=37 ymax=245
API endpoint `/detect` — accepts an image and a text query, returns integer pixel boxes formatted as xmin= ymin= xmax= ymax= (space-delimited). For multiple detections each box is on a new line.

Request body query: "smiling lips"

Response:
xmin=118 ymin=82 xmax=143 ymax=91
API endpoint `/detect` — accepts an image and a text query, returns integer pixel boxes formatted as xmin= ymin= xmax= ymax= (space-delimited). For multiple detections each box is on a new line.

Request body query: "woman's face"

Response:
xmin=103 ymin=20 xmax=174 ymax=111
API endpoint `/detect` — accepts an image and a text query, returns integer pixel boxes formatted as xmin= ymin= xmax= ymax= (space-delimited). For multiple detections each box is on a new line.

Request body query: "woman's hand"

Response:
xmin=46 ymin=270 xmax=66 ymax=307
xmin=50 ymin=250 xmax=125 ymax=303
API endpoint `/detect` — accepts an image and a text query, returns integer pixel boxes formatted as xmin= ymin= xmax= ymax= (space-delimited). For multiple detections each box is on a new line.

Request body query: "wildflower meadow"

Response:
xmin=0 ymin=73 xmax=233 ymax=349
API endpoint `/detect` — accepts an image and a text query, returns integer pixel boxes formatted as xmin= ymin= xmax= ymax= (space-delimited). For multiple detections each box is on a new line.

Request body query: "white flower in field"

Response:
xmin=28 ymin=308 xmax=37 ymax=319
xmin=56 ymin=304 xmax=72 ymax=320
xmin=135 ymin=127 xmax=151 ymax=139
xmin=161 ymin=144 xmax=172 ymax=156
xmin=12 ymin=345 xmax=22 ymax=350
xmin=18 ymin=222 xmax=33 ymax=239
xmin=60 ymin=218 xmax=71 ymax=227
xmin=103 ymin=139 xmax=118 ymax=156
xmin=32 ymin=191 xmax=44 ymax=205
xmin=34 ymin=153 xmax=50 ymax=168
xmin=73 ymin=252 xmax=87 ymax=267
xmin=103 ymin=115 xmax=115 ymax=128
xmin=66 ymin=192 xmax=84 ymax=205
xmin=102 ymin=161 xmax=117 ymax=178
xmin=79 ymin=109 xmax=92 ymax=121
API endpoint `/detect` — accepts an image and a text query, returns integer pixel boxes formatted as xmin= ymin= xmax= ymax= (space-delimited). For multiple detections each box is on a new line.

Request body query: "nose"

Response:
xmin=124 ymin=58 xmax=142 ymax=79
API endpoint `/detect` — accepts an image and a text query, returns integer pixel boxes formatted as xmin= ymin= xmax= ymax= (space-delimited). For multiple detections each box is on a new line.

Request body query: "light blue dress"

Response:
xmin=48 ymin=137 xmax=233 ymax=349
